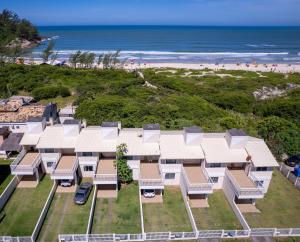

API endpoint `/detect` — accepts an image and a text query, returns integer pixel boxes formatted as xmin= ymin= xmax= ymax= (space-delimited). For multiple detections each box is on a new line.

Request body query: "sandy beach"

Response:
xmin=124 ymin=62 xmax=300 ymax=73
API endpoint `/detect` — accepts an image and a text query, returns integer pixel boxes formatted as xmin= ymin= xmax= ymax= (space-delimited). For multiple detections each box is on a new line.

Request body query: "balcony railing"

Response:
xmin=94 ymin=174 xmax=118 ymax=182
xmin=10 ymin=150 xmax=41 ymax=174
xmin=182 ymin=166 xmax=214 ymax=193
xmin=139 ymin=179 xmax=164 ymax=188
xmin=225 ymin=168 xmax=264 ymax=197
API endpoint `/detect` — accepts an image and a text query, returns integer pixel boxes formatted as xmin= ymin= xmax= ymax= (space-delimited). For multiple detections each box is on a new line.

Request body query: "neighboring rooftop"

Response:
xmin=63 ymin=119 xmax=80 ymax=125
xmin=0 ymin=133 xmax=23 ymax=152
xmin=228 ymin=129 xmax=247 ymax=137
xmin=143 ymin=124 xmax=160 ymax=130
xmin=37 ymin=125 xmax=77 ymax=149
xmin=102 ymin=122 xmax=119 ymax=128
xmin=75 ymin=126 xmax=116 ymax=153
xmin=184 ymin=126 xmax=202 ymax=134
xmin=0 ymin=126 xmax=9 ymax=136
xmin=160 ymin=131 xmax=205 ymax=159
xmin=27 ymin=117 xmax=44 ymax=122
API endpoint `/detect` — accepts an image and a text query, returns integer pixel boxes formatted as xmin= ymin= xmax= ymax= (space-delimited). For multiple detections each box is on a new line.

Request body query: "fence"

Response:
xmin=279 ymin=163 xmax=300 ymax=189
xmin=86 ymin=186 xmax=97 ymax=234
xmin=31 ymin=181 xmax=57 ymax=241
xmin=0 ymin=237 xmax=32 ymax=242
xmin=0 ymin=175 xmax=19 ymax=210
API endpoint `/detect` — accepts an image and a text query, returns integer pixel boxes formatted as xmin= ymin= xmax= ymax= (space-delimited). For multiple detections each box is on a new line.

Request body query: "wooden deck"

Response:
xmin=140 ymin=163 xmax=161 ymax=180
xmin=19 ymin=152 xmax=39 ymax=166
xmin=183 ymin=165 xmax=207 ymax=184
xmin=229 ymin=170 xmax=256 ymax=188
xmin=96 ymin=159 xmax=117 ymax=175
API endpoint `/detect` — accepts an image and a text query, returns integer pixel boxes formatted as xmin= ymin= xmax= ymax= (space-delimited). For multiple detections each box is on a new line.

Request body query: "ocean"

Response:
xmin=32 ymin=26 xmax=300 ymax=64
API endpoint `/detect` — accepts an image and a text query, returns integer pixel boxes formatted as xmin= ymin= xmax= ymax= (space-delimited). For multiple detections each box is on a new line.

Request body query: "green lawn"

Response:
xmin=143 ymin=187 xmax=192 ymax=232
xmin=0 ymin=159 xmax=13 ymax=195
xmin=0 ymin=175 xmax=52 ymax=236
xmin=192 ymin=191 xmax=242 ymax=230
xmin=38 ymin=187 xmax=93 ymax=241
xmin=244 ymin=170 xmax=300 ymax=228
xmin=92 ymin=183 xmax=141 ymax=234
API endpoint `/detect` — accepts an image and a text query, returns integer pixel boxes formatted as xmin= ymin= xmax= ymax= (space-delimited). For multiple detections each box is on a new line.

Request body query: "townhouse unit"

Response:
xmin=9 ymin=120 xmax=278 ymax=206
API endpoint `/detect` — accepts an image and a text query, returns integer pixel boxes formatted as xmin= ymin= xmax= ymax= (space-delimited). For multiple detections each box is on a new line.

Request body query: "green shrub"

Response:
xmin=31 ymin=86 xmax=70 ymax=100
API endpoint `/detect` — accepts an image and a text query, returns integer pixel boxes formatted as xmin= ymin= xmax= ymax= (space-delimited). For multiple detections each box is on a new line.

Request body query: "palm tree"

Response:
xmin=41 ymin=40 xmax=55 ymax=63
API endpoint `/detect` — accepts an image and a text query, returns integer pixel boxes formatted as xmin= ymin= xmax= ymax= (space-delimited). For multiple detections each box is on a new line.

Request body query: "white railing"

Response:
xmin=51 ymin=157 xmax=78 ymax=178
xmin=41 ymin=152 xmax=61 ymax=162
xmin=94 ymin=174 xmax=118 ymax=182
xmin=0 ymin=175 xmax=19 ymax=210
xmin=182 ymin=167 xmax=213 ymax=193
xmin=225 ymin=168 xmax=264 ymax=197
xmin=0 ymin=236 xmax=33 ymax=242
xmin=10 ymin=153 xmax=41 ymax=174
xmin=86 ymin=186 xmax=97 ymax=234
xmin=138 ymin=179 xmax=164 ymax=187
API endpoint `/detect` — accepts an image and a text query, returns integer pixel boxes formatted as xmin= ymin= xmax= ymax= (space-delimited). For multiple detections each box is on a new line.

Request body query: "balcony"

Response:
xmin=41 ymin=152 xmax=61 ymax=163
xmin=182 ymin=165 xmax=214 ymax=194
xmin=94 ymin=159 xmax=117 ymax=185
xmin=50 ymin=155 xmax=78 ymax=180
xmin=225 ymin=168 xmax=264 ymax=199
xmin=139 ymin=163 xmax=164 ymax=189
xmin=10 ymin=150 xmax=41 ymax=175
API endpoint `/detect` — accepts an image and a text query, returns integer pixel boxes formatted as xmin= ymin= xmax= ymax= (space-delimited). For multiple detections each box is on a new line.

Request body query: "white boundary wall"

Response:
xmin=0 ymin=175 xmax=19 ymax=210
xmin=86 ymin=185 xmax=97 ymax=234
xmin=31 ymin=181 xmax=57 ymax=241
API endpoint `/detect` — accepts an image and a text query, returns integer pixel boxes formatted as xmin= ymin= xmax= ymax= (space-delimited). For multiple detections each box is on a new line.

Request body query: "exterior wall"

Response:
xmin=79 ymin=163 xmax=97 ymax=177
xmin=163 ymin=172 xmax=180 ymax=185
xmin=250 ymin=170 xmax=273 ymax=193
xmin=205 ymin=167 xmax=226 ymax=189
xmin=101 ymin=152 xmax=116 ymax=158
xmin=127 ymin=159 xmax=140 ymax=180
xmin=160 ymin=163 xmax=181 ymax=186
xmin=0 ymin=123 xmax=27 ymax=133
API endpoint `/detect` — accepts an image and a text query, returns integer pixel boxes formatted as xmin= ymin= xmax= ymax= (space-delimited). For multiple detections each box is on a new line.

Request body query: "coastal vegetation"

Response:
xmin=0 ymin=64 xmax=299 ymax=159
xmin=0 ymin=9 xmax=40 ymax=49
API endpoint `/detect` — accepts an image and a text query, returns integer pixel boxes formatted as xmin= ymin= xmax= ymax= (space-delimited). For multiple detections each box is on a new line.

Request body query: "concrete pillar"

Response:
xmin=35 ymin=168 xmax=40 ymax=184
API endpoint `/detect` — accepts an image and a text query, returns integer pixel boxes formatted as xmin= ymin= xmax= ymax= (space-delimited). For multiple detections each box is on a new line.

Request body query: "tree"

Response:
xmin=41 ymin=40 xmax=55 ymax=63
xmin=69 ymin=50 xmax=82 ymax=69
xmin=115 ymin=143 xmax=132 ymax=184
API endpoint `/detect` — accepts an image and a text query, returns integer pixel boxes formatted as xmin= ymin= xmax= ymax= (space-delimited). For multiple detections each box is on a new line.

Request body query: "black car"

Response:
xmin=284 ymin=154 xmax=300 ymax=167
xmin=74 ymin=182 xmax=92 ymax=205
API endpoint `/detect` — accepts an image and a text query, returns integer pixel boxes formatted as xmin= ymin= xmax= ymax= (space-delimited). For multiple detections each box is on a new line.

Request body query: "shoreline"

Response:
xmin=124 ymin=62 xmax=300 ymax=73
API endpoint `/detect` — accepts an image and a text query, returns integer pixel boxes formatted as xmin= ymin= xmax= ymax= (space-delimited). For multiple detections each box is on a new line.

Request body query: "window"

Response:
xmin=166 ymin=160 xmax=177 ymax=164
xmin=256 ymin=167 xmax=268 ymax=171
xmin=211 ymin=177 xmax=219 ymax=183
xmin=256 ymin=180 xmax=264 ymax=187
xmin=165 ymin=173 xmax=175 ymax=179
xmin=82 ymin=152 xmax=93 ymax=157
xmin=209 ymin=163 xmax=222 ymax=168
xmin=47 ymin=162 xmax=54 ymax=168
xmin=84 ymin=166 xmax=94 ymax=172
xmin=44 ymin=149 xmax=55 ymax=153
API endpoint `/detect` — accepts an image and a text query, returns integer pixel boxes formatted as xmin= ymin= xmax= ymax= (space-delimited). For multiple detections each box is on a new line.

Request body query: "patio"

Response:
xmin=228 ymin=169 xmax=256 ymax=188
xmin=192 ymin=191 xmax=242 ymax=230
xmin=0 ymin=176 xmax=52 ymax=236
xmin=244 ymin=170 xmax=300 ymax=228
xmin=143 ymin=186 xmax=192 ymax=232
xmin=38 ymin=186 xmax=93 ymax=241
xmin=183 ymin=165 xmax=207 ymax=184
xmin=140 ymin=163 xmax=161 ymax=180
xmin=92 ymin=183 xmax=141 ymax=234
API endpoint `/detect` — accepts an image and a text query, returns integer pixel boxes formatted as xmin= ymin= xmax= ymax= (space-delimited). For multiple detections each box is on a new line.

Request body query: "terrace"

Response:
xmin=192 ymin=191 xmax=242 ymax=230
xmin=0 ymin=176 xmax=52 ymax=236
xmin=51 ymin=155 xmax=78 ymax=179
xmin=94 ymin=159 xmax=117 ymax=184
xmin=143 ymin=187 xmax=192 ymax=232
xmin=38 ymin=186 xmax=94 ymax=241
xmin=92 ymin=183 xmax=141 ymax=234
xmin=10 ymin=151 xmax=41 ymax=175
xmin=244 ymin=170 xmax=300 ymax=228
xmin=139 ymin=163 xmax=164 ymax=189
xmin=225 ymin=169 xmax=264 ymax=199
xmin=182 ymin=165 xmax=213 ymax=194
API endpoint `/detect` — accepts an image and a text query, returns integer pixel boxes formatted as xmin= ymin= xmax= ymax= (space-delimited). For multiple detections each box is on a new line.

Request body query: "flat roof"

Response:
xmin=201 ymin=136 xmax=249 ymax=163
xmin=118 ymin=129 xmax=160 ymax=156
xmin=140 ymin=163 xmax=161 ymax=179
xmin=20 ymin=133 xmax=41 ymax=146
xmin=96 ymin=159 xmax=117 ymax=175
xmin=160 ymin=131 xmax=205 ymax=159
xmin=184 ymin=126 xmax=202 ymax=133
xmin=245 ymin=138 xmax=278 ymax=167
xmin=36 ymin=125 xmax=77 ymax=149
xmin=75 ymin=126 xmax=116 ymax=152
xmin=56 ymin=155 xmax=76 ymax=171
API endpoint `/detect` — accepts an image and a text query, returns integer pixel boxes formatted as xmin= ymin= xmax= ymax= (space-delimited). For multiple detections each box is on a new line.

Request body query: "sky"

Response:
xmin=1 ymin=0 xmax=300 ymax=26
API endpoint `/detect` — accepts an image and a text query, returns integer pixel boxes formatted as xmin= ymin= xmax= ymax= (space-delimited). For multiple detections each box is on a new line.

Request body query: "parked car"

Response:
xmin=284 ymin=154 xmax=300 ymax=167
xmin=143 ymin=189 xmax=155 ymax=198
xmin=60 ymin=179 xmax=72 ymax=187
xmin=74 ymin=182 xmax=92 ymax=205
